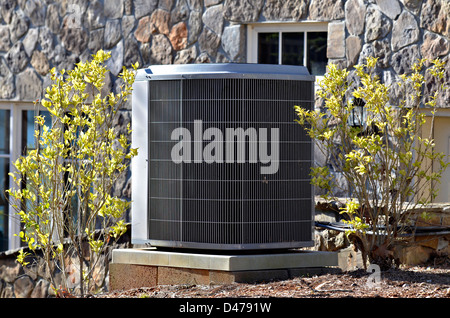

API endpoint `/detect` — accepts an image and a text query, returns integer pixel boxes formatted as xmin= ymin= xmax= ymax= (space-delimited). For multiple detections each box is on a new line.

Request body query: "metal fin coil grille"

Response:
xmin=148 ymin=78 xmax=314 ymax=249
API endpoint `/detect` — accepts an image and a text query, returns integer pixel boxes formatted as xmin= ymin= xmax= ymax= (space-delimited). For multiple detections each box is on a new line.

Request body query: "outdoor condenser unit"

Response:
xmin=131 ymin=63 xmax=315 ymax=250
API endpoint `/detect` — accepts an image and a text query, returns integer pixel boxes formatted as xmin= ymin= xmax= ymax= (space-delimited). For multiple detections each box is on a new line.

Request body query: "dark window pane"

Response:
xmin=281 ymin=32 xmax=304 ymax=66
xmin=307 ymin=32 xmax=327 ymax=76
xmin=0 ymin=110 xmax=10 ymax=154
xmin=258 ymin=33 xmax=279 ymax=64
xmin=0 ymin=110 xmax=10 ymax=251
xmin=22 ymin=110 xmax=51 ymax=155
xmin=0 ymin=158 xmax=9 ymax=251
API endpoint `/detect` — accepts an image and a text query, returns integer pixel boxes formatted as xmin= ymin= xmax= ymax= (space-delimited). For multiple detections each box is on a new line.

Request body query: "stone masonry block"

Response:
xmin=158 ymin=267 xmax=210 ymax=285
xmin=109 ymin=263 xmax=157 ymax=291
xmin=327 ymin=22 xmax=345 ymax=59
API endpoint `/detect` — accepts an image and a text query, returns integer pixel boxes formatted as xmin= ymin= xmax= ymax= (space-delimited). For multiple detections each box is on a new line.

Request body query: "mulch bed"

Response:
xmin=97 ymin=258 xmax=450 ymax=299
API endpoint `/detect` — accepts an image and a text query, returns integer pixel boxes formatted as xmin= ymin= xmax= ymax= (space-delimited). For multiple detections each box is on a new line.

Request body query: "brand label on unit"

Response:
xmin=171 ymin=120 xmax=279 ymax=175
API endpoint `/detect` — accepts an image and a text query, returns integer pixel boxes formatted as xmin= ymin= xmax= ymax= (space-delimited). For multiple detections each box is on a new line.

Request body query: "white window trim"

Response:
xmin=247 ymin=22 xmax=328 ymax=90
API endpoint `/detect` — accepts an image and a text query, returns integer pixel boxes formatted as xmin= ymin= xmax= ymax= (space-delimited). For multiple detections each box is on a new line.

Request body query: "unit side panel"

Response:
xmin=131 ymin=80 xmax=150 ymax=244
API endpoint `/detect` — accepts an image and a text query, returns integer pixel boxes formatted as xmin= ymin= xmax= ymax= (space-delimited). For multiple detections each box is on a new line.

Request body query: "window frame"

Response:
xmin=247 ymin=22 xmax=328 ymax=83
xmin=0 ymin=101 xmax=50 ymax=251
xmin=0 ymin=103 xmax=13 ymax=251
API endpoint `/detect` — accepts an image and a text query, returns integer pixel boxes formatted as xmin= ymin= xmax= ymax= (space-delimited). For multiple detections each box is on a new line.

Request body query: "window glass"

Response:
xmin=282 ymin=32 xmax=304 ymax=66
xmin=0 ymin=110 xmax=10 ymax=154
xmin=0 ymin=158 xmax=9 ymax=251
xmin=258 ymin=33 xmax=279 ymax=65
xmin=22 ymin=110 xmax=52 ymax=155
xmin=256 ymin=30 xmax=328 ymax=76
xmin=0 ymin=109 xmax=9 ymax=251
xmin=21 ymin=110 xmax=83 ymax=238
xmin=19 ymin=110 xmax=52 ymax=246
xmin=307 ymin=32 xmax=327 ymax=76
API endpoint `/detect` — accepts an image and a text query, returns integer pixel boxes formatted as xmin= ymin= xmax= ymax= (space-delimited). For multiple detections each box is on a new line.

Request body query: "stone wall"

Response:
xmin=0 ymin=0 xmax=449 ymax=197
xmin=1 ymin=1 xmax=447 ymax=99
xmin=314 ymin=198 xmax=450 ymax=267
xmin=0 ymin=248 xmax=56 ymax=298
xmin=0 ymin=0 xmax=248 ymax=104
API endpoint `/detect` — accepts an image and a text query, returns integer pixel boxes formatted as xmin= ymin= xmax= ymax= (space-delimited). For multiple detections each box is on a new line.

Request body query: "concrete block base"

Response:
xmin=109 ymin=248 xmax=339 ymax=291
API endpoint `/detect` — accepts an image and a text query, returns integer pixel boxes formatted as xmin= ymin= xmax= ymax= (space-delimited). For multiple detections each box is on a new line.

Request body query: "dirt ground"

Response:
xmin=97 ymin=257 xmax=450 ymax=299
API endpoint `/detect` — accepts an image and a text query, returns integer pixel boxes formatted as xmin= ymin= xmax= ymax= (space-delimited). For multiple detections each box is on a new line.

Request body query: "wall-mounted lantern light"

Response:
xmin=349 ymin=97 xmax=365 ymax=128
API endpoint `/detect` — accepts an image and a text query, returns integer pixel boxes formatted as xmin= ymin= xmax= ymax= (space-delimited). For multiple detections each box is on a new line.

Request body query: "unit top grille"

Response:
xmin=135 ymin=63 xmax=315 ymax=82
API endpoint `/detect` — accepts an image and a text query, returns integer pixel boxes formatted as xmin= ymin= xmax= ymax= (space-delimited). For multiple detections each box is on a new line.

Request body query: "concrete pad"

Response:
xmin=109 ymin=249 xmax=340 ymax=291
xmin=111 ymin=248 xmax=338 ymax=271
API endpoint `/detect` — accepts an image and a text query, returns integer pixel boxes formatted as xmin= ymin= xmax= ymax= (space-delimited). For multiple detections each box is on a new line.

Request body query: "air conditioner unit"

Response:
xmin=131 ymin=63 xmax=315 ymax=250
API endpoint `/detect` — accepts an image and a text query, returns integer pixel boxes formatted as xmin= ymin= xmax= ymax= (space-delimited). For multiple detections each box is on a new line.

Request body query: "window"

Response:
xmin=0 ymin=102 xmax=51 ymax=251
xmin=22 ymin=109 xmax=52 ymax=154
xmin=247 ymin=23 xmax=328 ymax=76
xmin=0 ymin=109 xmax=10 ymax=251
